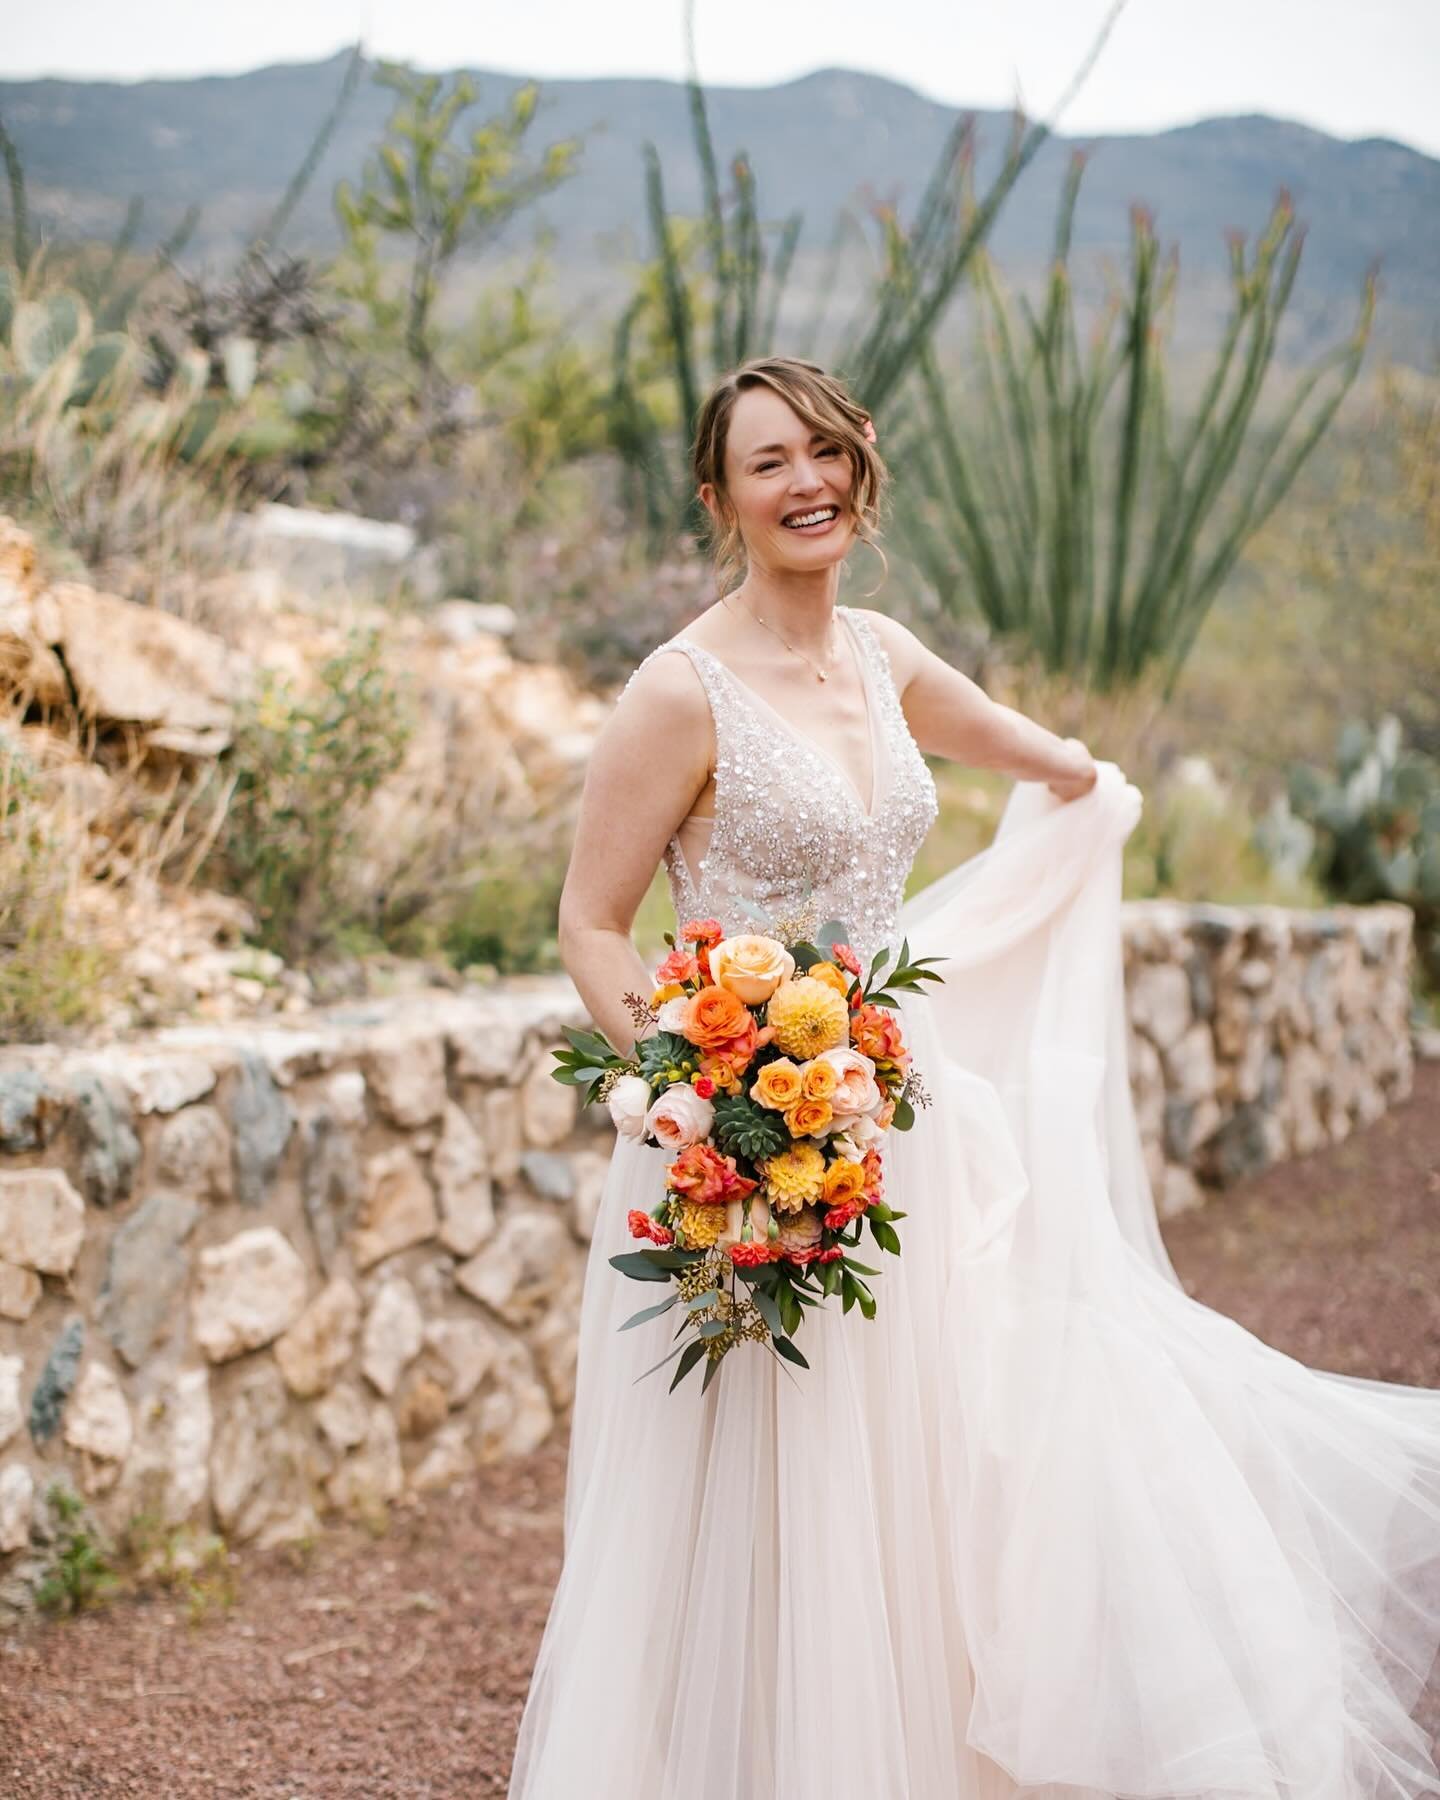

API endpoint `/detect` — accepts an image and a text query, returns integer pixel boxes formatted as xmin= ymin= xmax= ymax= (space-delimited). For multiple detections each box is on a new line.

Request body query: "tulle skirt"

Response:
xmin=506 ymin=764 xmax=1440 ymax=1799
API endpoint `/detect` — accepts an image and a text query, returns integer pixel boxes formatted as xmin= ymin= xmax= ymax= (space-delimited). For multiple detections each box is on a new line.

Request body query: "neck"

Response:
xmin=728 ymin=566 xmax=841 ymax=659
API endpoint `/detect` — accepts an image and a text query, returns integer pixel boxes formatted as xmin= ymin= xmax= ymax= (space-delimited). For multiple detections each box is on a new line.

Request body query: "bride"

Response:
xmin=506 ymin=355 xmax=1440 ymax=1798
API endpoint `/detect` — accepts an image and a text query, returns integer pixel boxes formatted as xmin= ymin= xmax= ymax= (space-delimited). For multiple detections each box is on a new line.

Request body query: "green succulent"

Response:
xmin=711 ymin=1093 xmax=789 ymax=1164
xmin=637 ymin=1031 xmax=697 ymax=1087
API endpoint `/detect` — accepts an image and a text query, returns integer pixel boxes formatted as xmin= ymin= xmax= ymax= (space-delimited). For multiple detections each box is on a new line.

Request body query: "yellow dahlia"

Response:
xmin=761 ymin=1140 xmax=827 ymax=1213
xmin=765 ymin=976 xmax=850 ymax=1060
xmin=675 ymin=1201 xmax=726 ymax=1248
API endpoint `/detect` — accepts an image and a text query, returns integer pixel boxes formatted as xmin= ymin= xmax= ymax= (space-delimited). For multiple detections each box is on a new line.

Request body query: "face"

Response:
xmin=699 ymin=386 xmax=858 ymax=574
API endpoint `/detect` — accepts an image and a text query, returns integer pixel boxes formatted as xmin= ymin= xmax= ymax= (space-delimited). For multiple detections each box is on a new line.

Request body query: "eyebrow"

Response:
xmin=743 ymin=432 xmax=832 ymax=460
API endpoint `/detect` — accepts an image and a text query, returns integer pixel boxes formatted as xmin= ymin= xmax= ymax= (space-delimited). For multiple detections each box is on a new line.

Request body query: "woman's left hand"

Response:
xmin=1047 ymin=737 xmax=1099 ymax=802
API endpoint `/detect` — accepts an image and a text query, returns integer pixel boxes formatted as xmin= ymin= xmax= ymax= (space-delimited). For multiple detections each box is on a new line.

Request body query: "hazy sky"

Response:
xmin=4 ymin=0 xmax=1439 ymax=159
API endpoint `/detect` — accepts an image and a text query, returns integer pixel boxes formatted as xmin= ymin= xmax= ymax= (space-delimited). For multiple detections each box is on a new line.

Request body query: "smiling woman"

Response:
xmin=506 ymin=353 xmax=1440 ymax=1800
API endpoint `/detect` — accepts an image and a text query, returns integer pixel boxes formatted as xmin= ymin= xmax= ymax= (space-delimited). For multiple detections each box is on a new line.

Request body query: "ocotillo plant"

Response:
xmin=892 ymin=149 xmax=1376 ymax=696
xmin=607 ymin=0 xmax=1132 ymax=551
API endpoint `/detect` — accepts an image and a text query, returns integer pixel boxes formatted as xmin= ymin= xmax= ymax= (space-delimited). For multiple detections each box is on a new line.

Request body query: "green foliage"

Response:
xmin=1282 ymin=716 xmax=1440 ymax=989
xmin=424 ymin=847 xmax=569 ymax=975
xmin=35 ymin=1484 xmax=118 ymax=1617
xmin=117 ymin=1511 xmax=237 ymax=1626
xmin=333 ymin=63 xmax=579 ymax=377
xmin=899 ymin=163 xmax=1375 ymax=694
xmin=206 ymin=627 xmax=415 ymax=962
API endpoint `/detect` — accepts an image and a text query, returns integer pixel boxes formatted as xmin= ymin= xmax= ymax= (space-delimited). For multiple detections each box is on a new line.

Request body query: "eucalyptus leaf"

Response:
xmin=771 ymin=1335 xmax=810 ymax=1370
xmin=669 ymin=1340 xmax=707 ymax=1391
xmin=620 ymin=1295 xmax=682 ymax=1330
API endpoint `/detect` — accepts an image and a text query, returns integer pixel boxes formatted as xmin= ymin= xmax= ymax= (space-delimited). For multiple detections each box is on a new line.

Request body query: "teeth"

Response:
xmin=783 ymin=507 xmax=837 ymax=528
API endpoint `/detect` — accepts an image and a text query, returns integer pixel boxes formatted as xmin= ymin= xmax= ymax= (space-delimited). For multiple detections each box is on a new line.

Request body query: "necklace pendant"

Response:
xmin=817 ymin=669 xmax=828 ymax=682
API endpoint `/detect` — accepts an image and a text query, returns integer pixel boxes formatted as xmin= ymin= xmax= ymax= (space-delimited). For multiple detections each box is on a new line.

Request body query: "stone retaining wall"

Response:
xmin=0 ymin=899 xmax=1416 ymax=1616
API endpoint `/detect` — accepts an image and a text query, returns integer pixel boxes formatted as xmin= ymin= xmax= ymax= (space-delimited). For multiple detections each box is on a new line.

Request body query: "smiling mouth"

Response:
xmin=781 ymin=505 xmax=840 ymax=531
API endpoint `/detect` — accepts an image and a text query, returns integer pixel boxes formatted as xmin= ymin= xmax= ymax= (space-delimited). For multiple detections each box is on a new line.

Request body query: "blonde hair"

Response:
xmin=691 ymin=355 xmax=890 ymax=599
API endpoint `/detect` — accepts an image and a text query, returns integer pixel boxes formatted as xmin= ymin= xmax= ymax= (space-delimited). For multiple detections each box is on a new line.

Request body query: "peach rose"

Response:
xmin=812 ymin=1046 xmax=882 ymax=1119
xmin=799 ymin=1058 xmax=840 ymax=1102
xmin=784 ymin=1095 xmax=834 ymax=1138
xmin=829 ymin=1111 xmax=884 ymax=1161
xmin=643 ymin=1082 xmax=715 ymax=1151
xmin=807 ymin=961 xmax=851 ymax=998
xmin=709 ymin=934 xmax=796 ymax=1005
xmin=682 ymin=984 xmax=752 ymax=1050
xmin=751 ymin=1057 xmax=804 ymax=1111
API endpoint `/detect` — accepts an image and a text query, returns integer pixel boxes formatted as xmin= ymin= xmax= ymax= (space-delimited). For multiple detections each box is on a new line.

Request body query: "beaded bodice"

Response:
xmin=620 ymin=605 xmax=939 ymax=969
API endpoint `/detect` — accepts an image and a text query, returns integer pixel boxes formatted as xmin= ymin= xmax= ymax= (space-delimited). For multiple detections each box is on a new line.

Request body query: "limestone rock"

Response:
xmin=0 ymin=1464 xmax=35 ymax=1553
xmin=0 ymin=1262 xmax=41 ymax=1323
xmin=229 ymin=1052 xmax=293 ymax=1208
xmin=126 ymin=1054 xmax=218 ymax=1116
xmin=28 ymin=1317 xmax=84 ymax=1444
xmin=63 ymin=1363 xmax=133 ymax=1465
xmin=117 ymin=1368 xmax=212 ymax=1526
xmin=350 ymin=1146 xmax=437 ymax=1271
xmin=64 ymin=1070 xmax=140 ymax=1207
xmin=1127 ymin=963 xmax=1192 ymax=1052
xmin=366 ymin=1026 xmax=446 ymax=1128
xmin=99 ymin=1190 xmax=201 ymax=1369
xmin=482 ymin=1088 xmax=523 ymax=1183
xmin=455 ymin=1209 xmax=576 ymax=1328
xmin=299 ymin=1106 xmax=364 ymax=1269
xmin=153 ymin=1104 xmax=232 ymax=1202
xmin=422 ymin=1316 xmax=500 ymax=1407
xmin=313 ymin=1380 xmax=369 ymax=1455
xmin=0 ymin=1168 xmax=84 ymax=1275
xmin=1158 ymin=1164 xmax=1206 ymax=1220
xmin=530 ymin=1301 xmax=581 ymax=1412
xmin=569 ymin=1149 xmax=612 ymax=1242
xmin=192 ymin=1227 xmax=309 ymax=1363
xmin=520 ymin=1149 xmax=573 ymax=1204
xmin=208 ymin=1362 xmax=317 ymax=1547
xmin=361 ymin=1277 xmax=424 ymax=1397
xmin=519 ymin=1053 xmax=577 ymax=1148
xmin=474 ymin=1363 xmax=553 ymax=1465
xmin=0 ymin=1070 xmax=65 ymax=1152
xmin=433 ymin=1100 xmax=495 ymax=1257
xmin=325 ymin=1403 xmax=403 ymax=1517
xmin=408 ymin=1422 xmax=475 ymax=1493
xmin=397 ymin=1375 xmax=449 ymax=1439
xmin=274 ymin=1277 xmax=360 ymax=1399
xmin=449 ymin=1014 xmax=526 ymax=1083
xmin=0 ymin=1355 xmax=22 ymax=1451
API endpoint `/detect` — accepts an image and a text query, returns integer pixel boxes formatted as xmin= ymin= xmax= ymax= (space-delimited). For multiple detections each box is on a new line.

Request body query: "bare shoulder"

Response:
xmin=846 ymin=606 xmax=926 ymax=691
xmin=603 ymin=643 xmax=713 ymax=764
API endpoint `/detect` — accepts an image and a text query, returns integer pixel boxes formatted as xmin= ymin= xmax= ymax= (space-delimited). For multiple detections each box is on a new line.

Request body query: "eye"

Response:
xmin=818 ymin=445 xmax=842 ymax=457
xmin=756 ymin=460 xmax=780 ymax=472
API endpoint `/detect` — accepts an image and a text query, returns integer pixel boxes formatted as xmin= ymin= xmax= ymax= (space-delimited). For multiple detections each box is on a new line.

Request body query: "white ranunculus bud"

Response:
xmin=607 ymin=1073 xmax=653 ymax=1141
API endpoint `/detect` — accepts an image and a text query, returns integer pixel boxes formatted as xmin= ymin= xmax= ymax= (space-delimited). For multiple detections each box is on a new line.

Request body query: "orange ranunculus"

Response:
xmin=851 ymin=1001 xmax=909 ymax=1067
xmin=823 ymin=1158 xmax=867 ymax=1205
xmin=654 ymin=948 xmax=701 ymax=987
xmin=800 ymin=1058 xmax=839 ymax=1101
xmin=751 ymin=1057 xmax=804 ymax=1111
xmin=683 ymin=984 xmax=752 ymax=1050
xmin=722 ymin=1011 xmax=759 ymax=1070
xmin=808 ymin=961 xmax=851 ymax=998
xmin=875 ymin=1095 xmax=897 ymax=1130
xmin=784 ymin=1095 xmax=834 ymax=1138
xmin=862 ymin=1146 xmax=884 ymax=1197
xmin=697 ymin=1050 xmax=745 ymax=1095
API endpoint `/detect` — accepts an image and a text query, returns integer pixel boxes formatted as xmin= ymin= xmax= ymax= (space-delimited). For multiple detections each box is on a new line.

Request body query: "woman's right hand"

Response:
xmin=1047 ymin=737 xmax=1099 ymax=802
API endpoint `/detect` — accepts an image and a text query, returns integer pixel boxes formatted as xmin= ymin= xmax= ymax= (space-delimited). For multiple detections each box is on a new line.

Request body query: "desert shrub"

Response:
xmin=0 ymin=728 xmax=118 ymax=1040
xmin=205 ymin=626 xmax=415 ymax=961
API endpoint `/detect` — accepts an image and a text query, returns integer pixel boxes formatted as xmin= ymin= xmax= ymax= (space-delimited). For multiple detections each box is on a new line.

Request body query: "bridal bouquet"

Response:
xmin=550 ymin=916 xmax=944 ymax=1395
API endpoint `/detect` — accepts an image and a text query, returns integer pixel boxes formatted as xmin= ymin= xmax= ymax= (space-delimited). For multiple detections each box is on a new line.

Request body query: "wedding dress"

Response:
xmin=506 ymin=604 xmax=1440 ymax=1799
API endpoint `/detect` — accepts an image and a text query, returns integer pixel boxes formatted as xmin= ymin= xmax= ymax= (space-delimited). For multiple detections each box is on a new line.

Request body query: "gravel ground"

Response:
xmin=3 ymin=1062 xmax=1438 ymax=1798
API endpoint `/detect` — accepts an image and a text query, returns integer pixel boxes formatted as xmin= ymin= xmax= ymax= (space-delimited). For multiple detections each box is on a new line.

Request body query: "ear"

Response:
xmin=697 ymin=482 xmax=727 ymax=528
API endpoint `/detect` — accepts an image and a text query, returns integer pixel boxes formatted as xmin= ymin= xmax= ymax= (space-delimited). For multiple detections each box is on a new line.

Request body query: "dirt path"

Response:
xmin=4 ymin=1063 xmax=1438 ymax=1798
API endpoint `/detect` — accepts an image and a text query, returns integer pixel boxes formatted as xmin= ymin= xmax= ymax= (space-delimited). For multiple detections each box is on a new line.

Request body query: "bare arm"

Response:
xmin=856 ymin=609 xmax=1096 ymax=794
xmin=556 ymin=652 xmax=714 ymax=1056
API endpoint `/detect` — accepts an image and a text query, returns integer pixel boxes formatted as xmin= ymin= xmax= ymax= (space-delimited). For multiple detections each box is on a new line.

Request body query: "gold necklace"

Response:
xmin=721 ymin=593 xmax=837 ymax=682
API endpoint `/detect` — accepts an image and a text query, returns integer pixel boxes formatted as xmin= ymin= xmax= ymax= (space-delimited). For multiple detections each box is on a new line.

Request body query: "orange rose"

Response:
xmin=683 ymin=984 xmax=752 ymax=1050
xmin=784 ymin=1096 xmax=833 ymax=1138
xmin=751 ymin=1058 xmax=804 ymax=1111
xmin=823 ymin=1158 xmax=867 ymax=1205
xmin=800 ymin=1058 xmax=839 ymax=1101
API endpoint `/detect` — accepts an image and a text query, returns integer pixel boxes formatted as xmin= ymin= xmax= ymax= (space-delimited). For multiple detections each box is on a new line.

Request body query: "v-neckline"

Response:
xmin=678 ymin=606 xmax=884 ymax=820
